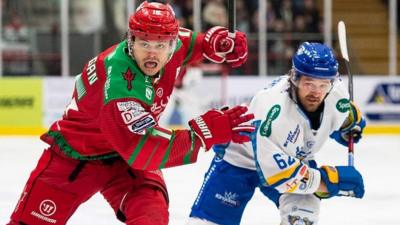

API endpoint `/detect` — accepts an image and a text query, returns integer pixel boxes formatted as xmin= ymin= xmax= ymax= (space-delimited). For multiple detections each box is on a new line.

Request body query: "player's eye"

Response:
xmin=155 ymin=43 xmax=166 ymax=49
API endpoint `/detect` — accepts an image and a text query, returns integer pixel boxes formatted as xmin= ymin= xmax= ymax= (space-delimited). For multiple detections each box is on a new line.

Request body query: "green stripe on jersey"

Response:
xmin=150 ymin=128 xmax=172 ymax=140
xmin=182 ymin=32 xmax=198 ymax=66
xmin=128 ymin=133 xmax=150 ymax=165
xmin=75 ymin=73 xmax=86 ymax=100
xmin=46 ymin=131 xmax=119 ymax=160
xmin=183 ymin=130 xmax=196 ymax=164
xmin=158 ymin=132 xmax=176 ymax=169
xmin=142 ymin=142 xmax=160 ymax=170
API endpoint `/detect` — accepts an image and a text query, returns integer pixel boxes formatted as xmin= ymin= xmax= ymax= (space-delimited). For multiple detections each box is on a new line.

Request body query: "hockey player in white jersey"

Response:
xmin=187 ymin=42 xmax=366 ymax=225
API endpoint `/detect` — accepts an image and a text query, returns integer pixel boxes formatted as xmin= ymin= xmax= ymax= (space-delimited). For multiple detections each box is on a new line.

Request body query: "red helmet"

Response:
xmin=129 ymin=1 xmax=179 ymax=41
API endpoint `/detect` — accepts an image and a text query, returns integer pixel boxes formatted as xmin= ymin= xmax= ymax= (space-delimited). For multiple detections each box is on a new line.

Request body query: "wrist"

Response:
xmin=317 ymin=166 xmax=339 ymax=198
xmin=317 ymin=180 xmax=328 ymax=193
xmin=190 ymin=129 xmax=207 ymax=150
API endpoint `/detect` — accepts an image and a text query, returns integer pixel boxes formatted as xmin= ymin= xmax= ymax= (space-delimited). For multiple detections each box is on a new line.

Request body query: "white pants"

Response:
xmin=279 ymin=193 xmax=320 ymax=225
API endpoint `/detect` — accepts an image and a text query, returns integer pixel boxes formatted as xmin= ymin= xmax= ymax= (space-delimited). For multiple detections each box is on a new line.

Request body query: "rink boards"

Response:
xmin=0 ymin=76 xmax=399 ymax=135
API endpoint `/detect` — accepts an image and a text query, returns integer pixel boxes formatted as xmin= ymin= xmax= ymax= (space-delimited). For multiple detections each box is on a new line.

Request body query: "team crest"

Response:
xmin=288 ymin=215 xmax=314 ymax=225
xmin=156 ymin=87 xmax=164 ymax=97
xmin=122 ymin=68 xmax=135 ymax=91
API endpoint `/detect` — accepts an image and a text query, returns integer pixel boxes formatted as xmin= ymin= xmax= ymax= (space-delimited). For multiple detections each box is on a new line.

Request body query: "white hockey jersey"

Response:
xmin=222 ymin=76 xmax=350 ymax=194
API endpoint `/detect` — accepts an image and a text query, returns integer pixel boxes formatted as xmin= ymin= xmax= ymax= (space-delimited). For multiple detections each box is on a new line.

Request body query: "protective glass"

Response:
xmin=297 ymin=78 xmax=333 ymax=93
xmin=133 ymin=40 xmax=172 ymax=53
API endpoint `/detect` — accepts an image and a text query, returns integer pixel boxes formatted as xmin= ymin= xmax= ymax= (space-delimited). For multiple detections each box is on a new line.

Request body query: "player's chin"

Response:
xmin=141 ymin=66 xmax=160 ymax=76
xmin=304 ymin=102 xmax=320 ymax=112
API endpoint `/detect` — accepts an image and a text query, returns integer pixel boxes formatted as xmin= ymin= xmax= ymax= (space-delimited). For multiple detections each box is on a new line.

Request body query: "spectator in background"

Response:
xmin=292 ymin=14 xmax=307 ymax=48
xmin=236 ymin=0 xmax=250 ymax=33
xmin=180 ymin=0 xmax=194 ymax=29
xmin=269 ymin=19 xmax=295 ymax=75
xmin=3 ymin=13 xmax=28 ymax=42
xmin=277 ymin=0 xmax=294 ymax=32
xmin=303 ymin=0 xmax=322 ymax=33
xmin=169 ymin=0 xmax=186 ymax=28
xmin=202 ymin=0 xmax=228 ymax=30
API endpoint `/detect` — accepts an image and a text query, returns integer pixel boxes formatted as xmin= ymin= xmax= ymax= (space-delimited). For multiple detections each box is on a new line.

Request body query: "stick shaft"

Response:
xmin=338 ymin=21 xmax=355 ymax=166
xmin=228 ymin=0 xmax=236 ymax=33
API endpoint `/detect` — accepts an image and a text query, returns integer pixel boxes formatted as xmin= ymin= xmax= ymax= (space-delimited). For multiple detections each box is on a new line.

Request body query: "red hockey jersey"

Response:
xmin=41 ymin=28 xmax=205 ymax=170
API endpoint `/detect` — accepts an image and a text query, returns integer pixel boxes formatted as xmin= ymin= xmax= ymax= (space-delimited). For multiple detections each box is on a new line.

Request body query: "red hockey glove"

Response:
xmin=188 ymin=105 xmax=255 ymax=150
xmin=203 ymin=26 xmax=235 ymax=63
xmin=226 ymin=31 xmax=248 ymax=68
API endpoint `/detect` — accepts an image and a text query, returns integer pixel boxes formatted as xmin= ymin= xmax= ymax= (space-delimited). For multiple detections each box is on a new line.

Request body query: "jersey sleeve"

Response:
xmin=100 ymin=98 xmax=202 ymax=170
xmin=250 ymin=90 xmax=322 ymax=195
xmin=327 ymin=78 xmax=353 ymax=144
xmin=178 ymin=27 xmax=205 ymax=66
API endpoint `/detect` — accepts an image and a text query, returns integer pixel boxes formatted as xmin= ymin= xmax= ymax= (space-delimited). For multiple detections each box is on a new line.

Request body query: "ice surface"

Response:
xmin=1 ymin=135 xmax=399 ymax=225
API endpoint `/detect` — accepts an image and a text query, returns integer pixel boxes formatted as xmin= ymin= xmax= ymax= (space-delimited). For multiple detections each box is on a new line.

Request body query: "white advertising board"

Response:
xmin=43 ymin=77 xmax=75 ymax=127
xmin=41 ymin=76 xmax=400 ymax=131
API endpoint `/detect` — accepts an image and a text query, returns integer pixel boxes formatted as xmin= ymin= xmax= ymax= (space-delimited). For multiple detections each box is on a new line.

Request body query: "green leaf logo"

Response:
xmin=260 ymin=105 xmax=281 ymax=137
xmin=336 ymin=98 xmax=350 ymax=113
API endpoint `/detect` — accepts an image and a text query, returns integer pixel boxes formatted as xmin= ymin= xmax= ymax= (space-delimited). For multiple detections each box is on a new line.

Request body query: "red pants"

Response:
xmin=8 ymin=147 xmax=169 ymax=225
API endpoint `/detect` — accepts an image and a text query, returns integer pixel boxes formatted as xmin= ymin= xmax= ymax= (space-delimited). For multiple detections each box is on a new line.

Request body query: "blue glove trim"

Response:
xmin=330 ymin=117 xmax=366 ymax=147
xmin=318 ymin=166 xmax=365 ymax=199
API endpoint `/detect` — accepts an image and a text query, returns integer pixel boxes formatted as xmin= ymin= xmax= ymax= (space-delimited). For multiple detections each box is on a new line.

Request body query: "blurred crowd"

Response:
xmin=171 ymin=0 xmax=323 ymax=75
xmin=1 ymin=0 xmax=323 ymax=76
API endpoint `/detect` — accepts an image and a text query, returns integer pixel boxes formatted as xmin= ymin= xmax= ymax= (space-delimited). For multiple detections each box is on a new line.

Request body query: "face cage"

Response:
xmin=126 ymin=31 xmax=177 ymax=60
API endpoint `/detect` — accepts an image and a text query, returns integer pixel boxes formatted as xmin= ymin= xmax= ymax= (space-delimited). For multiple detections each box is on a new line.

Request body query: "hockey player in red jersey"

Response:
xmin=7 ymin=2 xmax=253 ymax=225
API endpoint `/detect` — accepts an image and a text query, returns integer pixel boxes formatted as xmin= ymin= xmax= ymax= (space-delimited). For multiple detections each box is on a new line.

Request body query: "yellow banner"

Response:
xmin=0 ymin=78 xmax=43 ymax=134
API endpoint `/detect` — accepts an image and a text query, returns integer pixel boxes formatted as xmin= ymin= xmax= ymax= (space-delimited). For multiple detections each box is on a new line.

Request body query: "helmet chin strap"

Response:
xmin=166 ymin=38 xmax=178 ymax=61
xmin=126 ymin=32 xmax=135 ymax=58
xmin=288 ymin=69 xmax=300 ymax=104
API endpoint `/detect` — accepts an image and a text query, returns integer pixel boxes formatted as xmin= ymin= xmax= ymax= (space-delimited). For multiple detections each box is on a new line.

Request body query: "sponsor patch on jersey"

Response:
xmin=336 ymin=98 xmax=350 ymax=113
xmin=117 ymin=101 xmax=143 ymax=112
xmin=260 ymin=104 xmax=281 ymax=137
xmin=145 ymin=87 xmax=153 ymax=100
xmin=128 ymin=114 xmax=156 ymax=134
xmin=117 ymin=101 xmax=156 ymax=134
xmin=284 ymin=124 xmax=301 ymax=147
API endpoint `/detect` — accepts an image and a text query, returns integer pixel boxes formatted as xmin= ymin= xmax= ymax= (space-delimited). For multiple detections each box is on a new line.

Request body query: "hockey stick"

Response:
xmin=228 ymin=0 xmax=236 ymax=34
xmin=338 ymin=21 xmax=355 ymax=167
xmin=220 ymin=0 xmax=236 ymax=105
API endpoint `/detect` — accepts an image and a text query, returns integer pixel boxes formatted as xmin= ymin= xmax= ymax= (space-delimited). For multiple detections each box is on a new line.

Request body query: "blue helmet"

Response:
xmin=292 ymin=42 xmax=338 ymax=79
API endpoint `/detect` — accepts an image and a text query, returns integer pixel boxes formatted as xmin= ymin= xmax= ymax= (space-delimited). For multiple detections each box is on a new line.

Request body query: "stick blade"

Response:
xmin=338 ymin=21 xmax=349 ymax=62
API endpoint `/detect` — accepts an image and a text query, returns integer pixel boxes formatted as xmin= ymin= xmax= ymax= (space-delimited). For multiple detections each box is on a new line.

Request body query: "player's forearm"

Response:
xmin=317 ymin=180 xmax=328 ymax=193
xmin=119 ymin=128 xmax=202 ymax=170
xmin=160 ymin=129 xmax=202 ymax=168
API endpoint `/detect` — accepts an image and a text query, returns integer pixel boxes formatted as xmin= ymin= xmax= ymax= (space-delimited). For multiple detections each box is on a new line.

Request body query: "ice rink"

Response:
xmin=1 ymin=135 xmax=399 ymax=225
